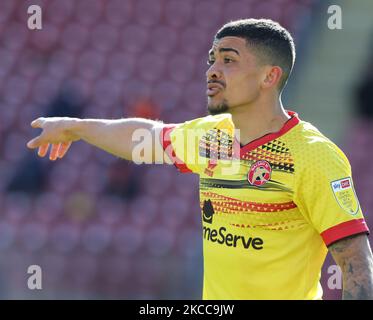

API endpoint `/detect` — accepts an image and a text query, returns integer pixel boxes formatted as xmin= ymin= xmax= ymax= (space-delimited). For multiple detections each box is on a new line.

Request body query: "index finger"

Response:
xmin=27 ymin=136 xmax=43 ymax=149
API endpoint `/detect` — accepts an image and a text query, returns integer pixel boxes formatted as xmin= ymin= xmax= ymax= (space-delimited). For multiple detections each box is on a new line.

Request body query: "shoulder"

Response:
xmin=285 ymin=120 xmax=351 ymax=171
xmin=175 ymin=113 xmax=233 ymax=130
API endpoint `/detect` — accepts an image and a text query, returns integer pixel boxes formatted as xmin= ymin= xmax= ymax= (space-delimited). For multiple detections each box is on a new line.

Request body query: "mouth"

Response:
xmin=206 ymin=82 xmax=225 ymax=97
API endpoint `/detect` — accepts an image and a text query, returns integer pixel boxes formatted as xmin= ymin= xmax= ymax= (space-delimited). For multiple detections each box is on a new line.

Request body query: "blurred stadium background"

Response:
xmin=0 ymin=0 xmax=372 ymax=299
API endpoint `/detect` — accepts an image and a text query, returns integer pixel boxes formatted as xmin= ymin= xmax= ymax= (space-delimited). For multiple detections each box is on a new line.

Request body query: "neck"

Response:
xmin=229 ymin=94 xmax=290 ymax=146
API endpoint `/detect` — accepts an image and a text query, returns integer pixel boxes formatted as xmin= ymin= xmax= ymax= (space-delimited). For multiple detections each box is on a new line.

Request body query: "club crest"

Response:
xmin=248 ymin=160 xmax=272 ymax=186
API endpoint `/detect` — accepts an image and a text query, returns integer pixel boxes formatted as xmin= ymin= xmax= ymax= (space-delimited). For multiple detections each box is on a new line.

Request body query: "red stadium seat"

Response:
xmin=102 ymin=256 xmax=132 ymax=285
xmin=46 ymin=0 xmax=75 ymax=27
xmin=69 ymin=254 xmax=98 ymax=286
xmin=1 ymin=75 xmax=30 ymax=106
xmin=0 ymin=48 xmax=17 ymax=78
xmin=2 ymin=22 xmax=28 ymax=51
xmin=121 ymin=78 xmax=152 ymax=105
xmin=106 ymin=52 xmax=136 ymax=81
xmin=47 ymin=50 xmax=76 ymax=80
xmin=77 ymin=161 xmax=106 ymax=195
xmin=144 ymin=226 xmax=176 ymax=257
xmin=73 ymin=0 xmax=104 ymax=27
xmin=97 ymin=195 xmax=128 ymax=226
xmin=0 ymin=0 xmax=15 ymax=24
xmin=19 ymin=222 xmax=48 ymax=252
xmin=179 ymin=26 xmax=211 ymax=56
xmin=113 ymin=225 xmax=144 ymax=256
xmin=3 ymin=132 xmax=30 ymax=163
xmin=29 ymin=24 xmax=60 ymax=53
xmin=33 ymin=191 xmax=64 ymax=223
xmin=129 ymin=195 xmax=159 ymax=227
xmin=182 ymin=81 xmax=206 ymax=113
xmin=81 ymin=224 xmax=112 ymax=254
xmin=134 ymin=0 xmax=162 ymax=27
xmin=60 ymin=23 xmax=90 ymax=53
xmin=159 ymin=196 xmax=189 ymax=229
xmin=47 ymin=162 xmax=81 ymax=195
xmin=164 ymin=0 xmax=193 ymax=28
xmin=192 ymin=0 xmax=224 ymax=29
xmin=136 ymin=52 xmax=166 ymax=83
xmin=222 ymin=0 xmax=253 ymax=22
xmin=89 ymin=23 xmax=119 ymax=53
xmin=50 ymin=223 xmax=81 ymax=253
xmin=143 ymin=166 xmax=173 ymax=196
xmin=0 ymin=222 xmax=17 ymax=250
xmin=151 ymin=81 xmax=182 ymax=111
xmin=253 ymin=1 xmax=282 ymax=22
xmin=16 ymin=50 xmax=44 ymax=79
xmin=30 ymin=75 xmax=61 ymax=105
xmin=77 ymin=51 xmax=106 ymax=81
xmin=120 ymin=24 xmax=149 ymax=54
xmin=39 ymin=254 xmax=67 ymax=285
xmin=91 ymin=78 xmax=122 ymax=108
xmin=104 ymin=0 xmax=133 ymax=27
xmin=176 ymin=227 xmax=202 ymax=259
xmin=147 ymin=26 xmax=178 ymax=55
xmin=166 ymin=54 xmax=196 ymax=84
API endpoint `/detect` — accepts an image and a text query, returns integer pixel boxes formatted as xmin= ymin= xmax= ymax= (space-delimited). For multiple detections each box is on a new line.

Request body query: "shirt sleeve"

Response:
xmin=160 ymin=114 xmax=235 ymax=175
xmin=160 ymin=118 xmax=208 ymax=174
xmin=161 ymin=124 xmax=194 ymax=173
xmin=293 ymin=140 xmax=369 ymax=246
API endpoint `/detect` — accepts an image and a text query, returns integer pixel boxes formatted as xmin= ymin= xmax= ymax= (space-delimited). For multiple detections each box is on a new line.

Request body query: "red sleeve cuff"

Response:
xmin=161 ymin=125 xmax=192 ymax=173
xmin=321 ymin=218 xmax=370 ymax=246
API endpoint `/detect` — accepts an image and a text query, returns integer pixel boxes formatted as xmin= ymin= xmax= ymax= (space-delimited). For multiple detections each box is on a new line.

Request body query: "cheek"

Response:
xmin=227 ymin=72 xmax=260 ymax=101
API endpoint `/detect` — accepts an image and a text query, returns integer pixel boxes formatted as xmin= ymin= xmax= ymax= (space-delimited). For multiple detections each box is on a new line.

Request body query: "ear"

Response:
xmin=262 ymin=66 xmax=283 ymax=89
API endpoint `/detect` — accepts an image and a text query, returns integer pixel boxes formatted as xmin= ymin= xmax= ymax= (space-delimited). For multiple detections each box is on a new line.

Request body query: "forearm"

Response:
xmin=329 ymin=234 xmax=373 ymax=300
xmin=341 ymin=255 xmax=373 ymax=299
xmin=71 ymin=118 xmax=161 ymax=161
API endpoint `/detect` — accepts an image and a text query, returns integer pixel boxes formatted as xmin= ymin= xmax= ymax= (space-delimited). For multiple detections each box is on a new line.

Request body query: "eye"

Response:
xmin=207 ymin=59 xmax=215 ymax=66
xmin=224 ymin=57 xmax=234 ymax=63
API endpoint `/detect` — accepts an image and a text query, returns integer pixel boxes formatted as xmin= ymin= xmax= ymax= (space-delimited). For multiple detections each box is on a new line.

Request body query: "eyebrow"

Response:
xmin=209 ymin=47 xmax=240 ymax=57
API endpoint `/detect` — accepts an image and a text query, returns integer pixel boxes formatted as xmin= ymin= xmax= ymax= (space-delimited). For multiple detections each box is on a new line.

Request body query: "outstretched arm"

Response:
xmin=328 ymin=233 xmax=373 ymax=299
xmin=26 ymin=117 xmax=169 ymax=164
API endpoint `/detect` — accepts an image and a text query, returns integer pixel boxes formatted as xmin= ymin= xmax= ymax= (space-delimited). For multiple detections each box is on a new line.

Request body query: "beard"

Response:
xmin=207 ymin=99 xmax=229 ymax=115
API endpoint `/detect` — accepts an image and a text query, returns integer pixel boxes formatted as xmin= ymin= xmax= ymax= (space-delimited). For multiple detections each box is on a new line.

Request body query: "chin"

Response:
xmin=207 ymin=98 xmax=229 ymax=115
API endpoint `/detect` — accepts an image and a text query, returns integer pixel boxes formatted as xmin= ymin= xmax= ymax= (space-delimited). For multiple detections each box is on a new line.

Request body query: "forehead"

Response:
xmin=210 ymin=36 xmax=247 ymax=53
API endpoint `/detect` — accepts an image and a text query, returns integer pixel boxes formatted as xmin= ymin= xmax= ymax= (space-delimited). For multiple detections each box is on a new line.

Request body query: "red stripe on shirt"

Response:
xmin=161 ymin=125 xmax=192 ymax=173
xmin=321 ymin=218 xmax=370 ymax=246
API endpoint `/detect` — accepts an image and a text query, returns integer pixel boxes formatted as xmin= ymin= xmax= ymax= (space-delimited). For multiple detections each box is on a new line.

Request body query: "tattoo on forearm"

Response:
xmin=328 ymin=234 xmax=373 ymax=300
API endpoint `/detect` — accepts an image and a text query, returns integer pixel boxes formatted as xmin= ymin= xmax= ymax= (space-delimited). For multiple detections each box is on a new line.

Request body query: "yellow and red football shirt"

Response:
xmin=161 ymin=111 xmax=369 ymax=300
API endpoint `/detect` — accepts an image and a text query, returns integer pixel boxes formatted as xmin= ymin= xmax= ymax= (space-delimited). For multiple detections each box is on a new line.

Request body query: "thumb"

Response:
xmin=31 ymin=118 xmax=44 ymax=129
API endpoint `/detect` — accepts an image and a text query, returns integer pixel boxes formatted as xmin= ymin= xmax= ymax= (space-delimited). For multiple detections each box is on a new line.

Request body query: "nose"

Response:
xmin=206 ymin=63 xmax=223 ymax=81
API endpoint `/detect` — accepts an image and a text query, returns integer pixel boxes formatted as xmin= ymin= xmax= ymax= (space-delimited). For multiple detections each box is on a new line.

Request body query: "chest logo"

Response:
xmin=202 ymin=199 xmax=215 ymax=224
xmin=248 ymin=160 xmax=272 ymax=186
xmin=204 ymin=160 xmax=218 ymax=177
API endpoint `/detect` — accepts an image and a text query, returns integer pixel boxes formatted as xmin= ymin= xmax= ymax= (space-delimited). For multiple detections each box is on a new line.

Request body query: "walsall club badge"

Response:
xmin=248 ymin=160 xmax=272 ymax=186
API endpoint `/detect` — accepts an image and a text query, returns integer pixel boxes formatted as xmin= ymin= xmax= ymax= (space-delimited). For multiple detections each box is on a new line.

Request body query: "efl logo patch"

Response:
xmin=248 ymin=160 xmax=272 ymax=186
xmin=331 ymin=177 xmax=360 ymax=215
